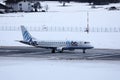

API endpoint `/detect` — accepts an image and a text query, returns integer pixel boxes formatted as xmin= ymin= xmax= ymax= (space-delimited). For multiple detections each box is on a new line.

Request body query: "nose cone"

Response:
xmin=88 ymin=44 xmax=94 ymax=49
xmin=90 ymin=46 xmax=94 ymax=49
xmin=90 ymin=45 xmax=94 ymax=49
xmin=87 ymin=42 xmax=94 ymax=49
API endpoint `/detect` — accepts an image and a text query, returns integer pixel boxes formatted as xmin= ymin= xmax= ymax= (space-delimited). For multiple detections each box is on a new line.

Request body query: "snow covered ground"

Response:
xmin=0 ymin=57 xmax=120 ymax=80
xmin=0 ymin=31 xmax=120 ymax=49
xmin=0 ymin=2 xmax=120 ymax=80
xmin=0 ymin=1 xmax=120 ymax=49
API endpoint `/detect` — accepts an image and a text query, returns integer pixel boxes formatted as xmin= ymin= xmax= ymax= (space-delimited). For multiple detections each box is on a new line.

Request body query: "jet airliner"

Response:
xmin=18 ymin=26 xmax=93 ymax=53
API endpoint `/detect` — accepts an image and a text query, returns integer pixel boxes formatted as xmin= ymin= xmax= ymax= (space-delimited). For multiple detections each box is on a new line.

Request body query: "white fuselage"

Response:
xmin=34 ymin=40 xmax=93 ymax=50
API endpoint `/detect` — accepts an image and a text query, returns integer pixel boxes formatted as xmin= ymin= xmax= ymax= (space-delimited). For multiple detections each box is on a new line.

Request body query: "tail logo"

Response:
xmin=23 ymin=31 xmax=32 ymax=42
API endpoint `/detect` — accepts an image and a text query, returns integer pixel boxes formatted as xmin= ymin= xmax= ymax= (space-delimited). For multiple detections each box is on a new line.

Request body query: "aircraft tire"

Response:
xmin=83 ymin=49 xmax=86 ymax=53
xmin=52 ymin=49 xmax=55 ymax=53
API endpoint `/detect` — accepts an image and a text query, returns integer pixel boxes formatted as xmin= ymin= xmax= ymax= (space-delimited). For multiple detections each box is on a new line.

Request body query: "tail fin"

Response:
xmin=21 ymin=25 xmax=33 ymax=42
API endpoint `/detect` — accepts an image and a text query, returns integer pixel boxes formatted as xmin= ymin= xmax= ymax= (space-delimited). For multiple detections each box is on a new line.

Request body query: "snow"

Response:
xmin=0 ymin=2 xmax=120 ymax=80
xmin=0 ymin=57 xmax=120 ymax=80
xmin=0 ymin=1 xmax=120 ymax=49
xmin=0 ymin=31 xmax=120 ymax=49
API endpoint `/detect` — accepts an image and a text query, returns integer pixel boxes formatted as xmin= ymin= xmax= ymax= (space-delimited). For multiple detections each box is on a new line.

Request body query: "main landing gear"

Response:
xmin=51 ymin=49 xmax=63 ymax=53
xmin=51 ymin=49 xmax=55 ymax=53
xmin=83 ymin=49 xmax=86 ymax=53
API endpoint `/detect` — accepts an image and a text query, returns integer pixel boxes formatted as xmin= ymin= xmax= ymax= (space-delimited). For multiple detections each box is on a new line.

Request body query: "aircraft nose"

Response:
xmin=90 ymin=46 xmax=94 ymax=49
xmin=88 ymin=44 xmax=94 ymax=49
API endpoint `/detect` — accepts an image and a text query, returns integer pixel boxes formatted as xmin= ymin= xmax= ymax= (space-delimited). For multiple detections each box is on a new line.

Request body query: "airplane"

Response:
xmin=18 ymin=26 xmax=94 ymax=53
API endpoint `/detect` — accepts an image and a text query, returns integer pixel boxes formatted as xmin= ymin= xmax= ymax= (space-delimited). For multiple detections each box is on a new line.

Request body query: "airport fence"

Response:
xmin=0 ymin=26 xmax=120 ymax=32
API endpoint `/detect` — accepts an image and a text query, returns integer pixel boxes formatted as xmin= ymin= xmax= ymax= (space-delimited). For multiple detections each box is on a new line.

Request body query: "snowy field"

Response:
xmin=0 ymin=57 xmax=120 ymax=80
xmin=0 ymin=2 xmax=120 ymax=49
xmin=0 ymin=2 xmax=120 ymax=80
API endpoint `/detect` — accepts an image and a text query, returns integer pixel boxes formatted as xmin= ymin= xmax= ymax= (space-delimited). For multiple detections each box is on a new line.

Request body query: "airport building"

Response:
xmin=5 ymin=0 xmax=34 ymax=12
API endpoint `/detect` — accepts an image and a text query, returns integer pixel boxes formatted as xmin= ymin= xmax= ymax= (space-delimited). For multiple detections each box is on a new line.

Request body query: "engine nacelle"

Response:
xmin=56 ymin=47 xmax=63 ymax=52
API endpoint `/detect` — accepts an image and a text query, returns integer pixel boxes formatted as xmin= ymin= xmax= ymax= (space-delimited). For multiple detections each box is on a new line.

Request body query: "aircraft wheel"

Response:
xmin=51 ymin=49 xmax=55 ymax=53
xmin=59 ymin=49 xmax=63 ymax=53
xmin=83 ymin=49 xmax=86 ymax=53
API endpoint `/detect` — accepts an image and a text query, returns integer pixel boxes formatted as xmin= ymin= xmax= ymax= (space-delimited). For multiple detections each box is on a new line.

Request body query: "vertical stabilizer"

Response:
xmin=21 ymin=25 xmax=32 ymax=42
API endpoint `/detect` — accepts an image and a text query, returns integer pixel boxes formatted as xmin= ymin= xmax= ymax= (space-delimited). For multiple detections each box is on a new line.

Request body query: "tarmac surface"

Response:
xmin=0 ymin=46 xmax=120 ymax=60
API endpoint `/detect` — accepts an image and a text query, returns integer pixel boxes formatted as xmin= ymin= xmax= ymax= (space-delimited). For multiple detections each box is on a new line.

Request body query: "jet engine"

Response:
xmin=56 ymin=47 xmax=63 ymax=53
